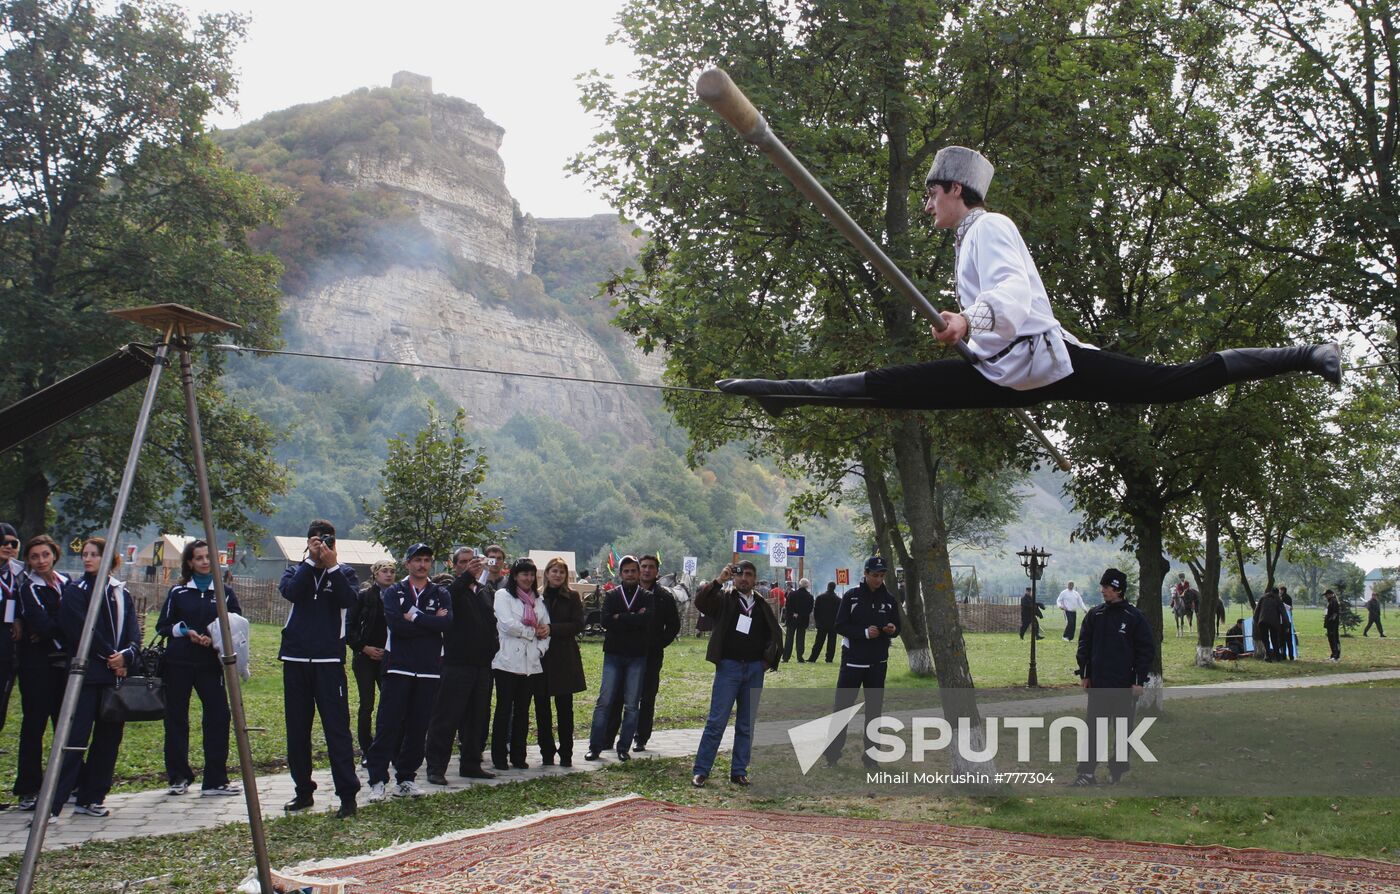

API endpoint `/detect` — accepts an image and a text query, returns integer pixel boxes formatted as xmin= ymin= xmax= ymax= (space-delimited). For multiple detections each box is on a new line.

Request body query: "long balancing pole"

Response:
xmin=174 ymin=333 xmax=274 ymax=893
xmin=16 ymin=332 xmax=173 ymax=894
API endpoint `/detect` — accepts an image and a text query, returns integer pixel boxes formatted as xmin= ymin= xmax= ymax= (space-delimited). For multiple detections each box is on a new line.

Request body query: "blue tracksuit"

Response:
xmin=367 ymin=578 xmax=453 ymax=786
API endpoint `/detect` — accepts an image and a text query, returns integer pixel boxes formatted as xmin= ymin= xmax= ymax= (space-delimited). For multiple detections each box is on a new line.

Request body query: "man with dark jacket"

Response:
xmin=1255 ymin=588 xmax=1285 ymax=661
xmin=425 ymin=549 xmax=499 ymax=782
xmin=1277 ymin=585 xmax=1295 ymax=659
xmin=1072 ymin=568 xmax=1154 ymax=787
xmin=346 ymin=560 xmax=394 ymax=762
xmin=1364 ymin=592 xmax=1385 ymax=637
xmin=1323 ymin=590 xmax=1342 ymax=661
xmin=603 ymin=555 xmax=679 ymax=752
xmin=586 ymin=555 xmax=654 ymax=761
xmin=782 ymin=578 xmax=815 ymax=663
xmin=1019 ymin=586 xmax=1044 ymax=639
xmin=825 ymin=557 xmax=902 ymax=768
xmin=366 ymin=544 xmax=452 ymax=802
xmin=278 ymin=520 xmax=361 ymax=817
xmin=807 ymin=581 xmax=840 ymax=663
xmin=691 ymin=560 xmax=782 ymax=787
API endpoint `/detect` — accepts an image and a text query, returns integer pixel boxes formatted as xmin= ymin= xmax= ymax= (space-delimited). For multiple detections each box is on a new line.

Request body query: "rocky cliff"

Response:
xmin=225 ymin=72 xmax=661 ymax=437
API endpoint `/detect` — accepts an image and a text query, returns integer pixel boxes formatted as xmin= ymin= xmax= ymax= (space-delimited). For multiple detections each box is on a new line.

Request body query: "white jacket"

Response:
xmin=957 ymin=212 xmax=1093 ymax=390
xmin=492 ymin=587 xmax=550 ymax=675
xmin=1056 ymin=588 xmax=1088 ymax=613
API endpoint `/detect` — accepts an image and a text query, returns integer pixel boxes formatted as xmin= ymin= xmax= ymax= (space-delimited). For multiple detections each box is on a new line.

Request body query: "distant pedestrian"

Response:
xmin=1056 ymin=581 xmax=1086 ymax=641
xmin=1323 ymin=590 xmax=1341 ymax=661
xmin=1019 ymin=587 xmax=1044 ymax=640
xmin=807 ymin=581 xmax=840 ymax=663
xmin=1364 ymin=592 xmax=1385 ymax=637
xmin=782 ymin=578 xmax=814 ymax=662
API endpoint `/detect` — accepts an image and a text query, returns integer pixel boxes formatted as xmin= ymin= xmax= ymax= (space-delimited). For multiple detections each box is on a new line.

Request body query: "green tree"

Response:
xmin=0 ymin=0 xmax=288 ymax=541
xmin=363 ymin=404 xmax=504 ymax=561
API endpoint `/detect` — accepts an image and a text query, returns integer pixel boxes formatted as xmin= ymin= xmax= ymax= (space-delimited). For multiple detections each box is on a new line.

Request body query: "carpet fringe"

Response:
xmin=236 ymin=794 xmax=644 ymax=893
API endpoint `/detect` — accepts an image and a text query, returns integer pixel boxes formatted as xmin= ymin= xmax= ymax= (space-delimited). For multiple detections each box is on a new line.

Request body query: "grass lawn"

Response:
xmin=0 ymin=607 xmax=1394 ymax=794
xmin=3 ymin=757 xmax=1396 ymax=892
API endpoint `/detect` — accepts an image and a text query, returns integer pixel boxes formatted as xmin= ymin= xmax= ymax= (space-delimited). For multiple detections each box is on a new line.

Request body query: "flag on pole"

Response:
xmin=607 ymin=547 xmax=618 ymax=573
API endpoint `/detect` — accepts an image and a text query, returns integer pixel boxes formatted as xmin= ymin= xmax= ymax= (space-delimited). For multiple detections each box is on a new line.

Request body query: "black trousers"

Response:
xmin=783 ymin=624 xmax=808 ymax=661
xmin=1019 ymin=617 xmax=1041 ymax=638
xmin=1327 ymin=626 xmax=1341 ymax=660
xmin=282 ymin=661 xmax=360 ymax=801
xmin=0 ymin=658 xmax=12 ymax=735
xmin=366 ymin=673 xmax=438 ymax=785
xmin=824 ymin=661 xmax=888 ymax=764
xmin=163 ymin=663 xmax=231 ymax=789
xmin=1364 ymin=616 xmax=1384 ymax=636
xmin=491 ymin=670 xmax=536 ymax=767
xmin=53 ymin=684 xmax=123 ymax=813
xmin=13 ymin=661 xmax=65 ymax=797
xmin=1078 ymin=687 xmax=1137 ymax=778
xmin=350 ymin=652 xmax=383 ymax=756
xmin=1062 ymin=611 xmax=1077 ymax=640
xmin=807 ymin=628 xmax=837 ymax=662
xmin=866 ymin=344 xmax=1235 ymax=409
xmin=1258 ymin=622 xmax=1284 ymax=659
xmin=531 ymin=674 xmax=573 ymax=761
xmin=604 ymin=650 xmax=665 ymax=748
xmin=425 ymin=663 xmax=493 ymax=773
xmin=1280 ymin=622 xmax=1295 ymax=659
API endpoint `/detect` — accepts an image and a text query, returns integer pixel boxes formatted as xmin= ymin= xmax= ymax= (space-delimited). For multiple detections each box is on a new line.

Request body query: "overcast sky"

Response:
xmin=183 ymin=0 xmax=637 ymax=219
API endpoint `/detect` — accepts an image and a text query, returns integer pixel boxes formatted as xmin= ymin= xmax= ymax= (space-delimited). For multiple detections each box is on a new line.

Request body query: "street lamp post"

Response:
xmin=1017 ymin=546 xmax=1051 ymax=688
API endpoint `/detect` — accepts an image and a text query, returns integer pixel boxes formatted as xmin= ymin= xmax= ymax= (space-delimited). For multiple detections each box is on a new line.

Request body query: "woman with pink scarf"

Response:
xmin=491 ymin=558 xmax=550 ymax=770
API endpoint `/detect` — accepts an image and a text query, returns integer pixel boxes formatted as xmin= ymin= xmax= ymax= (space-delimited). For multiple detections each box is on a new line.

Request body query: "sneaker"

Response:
xmin=168 ymin=780 xmax=189 ymax=796
xmin=634 ymin=743 xmax=648 ymax=753
xmin=28 ymin=813 xmax=55 ymax=827
xmin=395 ymin=780 xmax=425 ymax=798
xmin=1069 ymin=773 xmax=1096 ymax=787
xmin=584 ymin=751 xmax=600 ymax=761
xmin=201 ymin=784 xmax=241 ymax=797
xmin=18 ymin=796 xmax=36 ymax=812
xmin=616 ymin=750 xmax=630 ymax=762
xmin=426 ymin=772 xmax=448 ymax=786
xmin=73 ymin=803 xmax=111 ymax=817
xmin=691 ymin=774 xmax=707 ymax=788
xmin=367 ymin=782 xmax=387 ymax=803
xmin=730 ymin=774 xmax=750 ymax=786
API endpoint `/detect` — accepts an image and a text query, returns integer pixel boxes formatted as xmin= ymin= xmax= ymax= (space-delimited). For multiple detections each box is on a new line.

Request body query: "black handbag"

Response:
xmin=98 ymin=635 xmax=168 ymax=723
xmin=99 ymin=674 xmax=166 ymax=722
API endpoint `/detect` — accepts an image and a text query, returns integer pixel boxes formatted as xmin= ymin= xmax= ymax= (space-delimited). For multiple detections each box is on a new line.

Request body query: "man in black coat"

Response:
xmin=1019 ymin=587 xmax=1044 ymax=640
xmin=1364 ymin=592 xmax=1385 ymax=637
xmin=602 ymin=555 xmax=680 ymax=752
xmin=1072 ymin=568 xmax=1154 ymax=787
xmin=825 ymin=557 xmax=901 ymax=768
xmin=1255 ymin=588 xmax=1285 ymax=661
xmin=807 ymin=581 xmax=841 ymax=663
xmin=1323 ymin=590 xmax=1342 ymax=661
xmin=425 ymin=549 xmax=500 ymax=782
xmin=782 ymin=578 xmax=815 ymax=662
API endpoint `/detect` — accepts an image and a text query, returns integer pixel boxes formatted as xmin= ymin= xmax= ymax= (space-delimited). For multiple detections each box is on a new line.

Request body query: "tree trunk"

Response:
xmin=1132 ymin=505 xmax=1169 ymax=710
xmin=1192 ymin=490 xmax=1223 ymax=667
xmin=19 ymin=443 xmax=51 ymax=540
xmin=889 ymin=420 xmax=992 ymax=774
xmin=863 ymin=454 xmax=933 ymax=676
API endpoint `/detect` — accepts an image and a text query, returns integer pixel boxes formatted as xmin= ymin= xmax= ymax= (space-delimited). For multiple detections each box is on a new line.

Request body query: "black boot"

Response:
xmin=716 ymin=373 xmax=874 ymax=416
xmin=1218 ymin=343 xmax=1340 ymax=386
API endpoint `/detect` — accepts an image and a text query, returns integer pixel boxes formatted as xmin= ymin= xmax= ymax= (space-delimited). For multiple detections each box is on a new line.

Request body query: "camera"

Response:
xmin=318 ymin=534 xmax=336 ymax=549
xmin=485 ymin=556 xmax=498 ymax=567
xmin=728 ymin=563 xmax=741 ymax=575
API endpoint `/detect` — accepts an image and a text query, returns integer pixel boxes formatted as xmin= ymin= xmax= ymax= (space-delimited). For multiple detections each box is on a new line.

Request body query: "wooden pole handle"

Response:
xmin=696 ymin=69 xmax=762 ymax=138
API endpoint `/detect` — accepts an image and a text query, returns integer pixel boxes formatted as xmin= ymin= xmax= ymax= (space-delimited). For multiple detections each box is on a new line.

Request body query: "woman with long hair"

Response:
xmin=538 ymin=558 xmax=586 ymax=767
xmin=12 ymin=534 xmax=68 ymax=811
xmin=50 ymin=537 xmax=140 ymax=819
xmin=346 ymin=559 xmax=395 ymax=763
xmin=156 ymin=539 xmax=243 ymax=796
xmin=490 ymin=558 xmax=550 ymax=770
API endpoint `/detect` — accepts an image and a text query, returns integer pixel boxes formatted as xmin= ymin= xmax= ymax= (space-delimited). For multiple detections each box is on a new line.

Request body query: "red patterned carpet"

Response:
xmin=270 ymin=796 xmax=1400 ymax=893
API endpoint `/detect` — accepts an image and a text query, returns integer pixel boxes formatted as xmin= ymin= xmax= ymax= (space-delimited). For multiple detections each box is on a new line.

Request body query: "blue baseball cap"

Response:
xmin=864 ymin=556 xmax=888 ymax=573
xmin=404 ymin=543 xmax=433 ymax=561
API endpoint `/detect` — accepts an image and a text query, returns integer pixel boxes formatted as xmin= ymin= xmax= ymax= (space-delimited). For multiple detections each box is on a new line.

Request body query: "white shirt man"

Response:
xmin=1056 ymin=581 xmax=1088 ymax=641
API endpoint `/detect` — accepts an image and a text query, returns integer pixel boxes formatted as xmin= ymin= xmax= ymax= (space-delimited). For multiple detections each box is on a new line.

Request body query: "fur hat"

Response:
xmin=926 ymin=146 xmax=994 ymax=198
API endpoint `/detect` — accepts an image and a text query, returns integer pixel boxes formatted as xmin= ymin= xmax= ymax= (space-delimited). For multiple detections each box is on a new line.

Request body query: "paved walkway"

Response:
xmin=2 ymin=668 xmax=1396 ymax=857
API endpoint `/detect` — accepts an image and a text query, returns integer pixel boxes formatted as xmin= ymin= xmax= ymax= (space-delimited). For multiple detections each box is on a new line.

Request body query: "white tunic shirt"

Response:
xmin=956 ymin=212 xmax=1093 ymax=390
xmin=1057 ymin=588 xmax=1087 ymax=613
